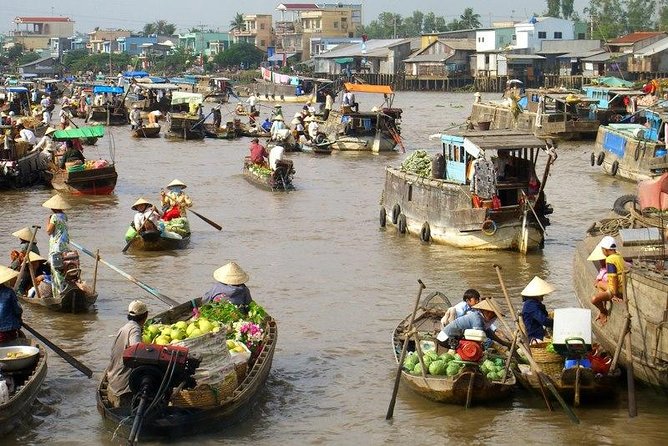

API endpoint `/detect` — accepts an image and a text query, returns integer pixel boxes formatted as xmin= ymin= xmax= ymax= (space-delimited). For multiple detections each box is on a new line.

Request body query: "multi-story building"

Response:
xmin=275 ymin=3 xmax=355 ymax=60
xmin=317 ymin=3 xmax=362 ymax=29
xmin=118 ymin=35 xmax=158 ymax=56
xmin=513 ymin=16 xmax=574 ymax=52
xmin=179 ymin=32 xmax=230 ymax=57
xmin=12 ymin=16 xmax=75 ymax=51
xmin=88 ymin=29 xmax=131 ymax=53
xmin=232 ymin=14 xmax=273 ymax=51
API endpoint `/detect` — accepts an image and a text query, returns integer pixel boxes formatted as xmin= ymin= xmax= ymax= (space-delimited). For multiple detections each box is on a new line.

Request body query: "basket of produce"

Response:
xmin=529 ymin=342 xmax=563 ymax=375
xmin=66 ymin=164 xmax=85 ymax=173
xmin=0 ymin=346 xmax=39 ymax=371
xmin=171 ymin=371 xmax=238 ymax=408
xmin=400 ymin=150 xmax=431 ymax=177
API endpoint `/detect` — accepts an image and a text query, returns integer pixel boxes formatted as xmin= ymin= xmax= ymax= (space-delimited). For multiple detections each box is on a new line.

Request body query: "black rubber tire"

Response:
xmin=634 ymin=145 xmax=640 ymax=161
xmin=391 ymin=204 xmax=401 ymax=224
xmin=315 ymin=133 xmax=326 ymax=145
xmin=420 ymin=222 xmax=431 ymax=242
xmin=613 ymin=194 xmax=639 ymax=216
xmin=611 ymin=160 xmax=619 ymax=176
xmin=397 ymin=214 xmax=407 ymax=234
xmin=596 ymin=152 xmax=605 ymax=166
xmin=379 ymin=207 xmax=387 ymax=227
xmin=590 ymin=152 xmax=595 ymax=166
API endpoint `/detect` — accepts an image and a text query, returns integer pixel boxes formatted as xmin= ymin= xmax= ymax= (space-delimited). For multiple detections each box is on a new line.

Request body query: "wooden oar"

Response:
xmin=189 ymin=209 xmax=222 ymax=231
xmin=14 ymin=225 xmax=40 ymax=293
xmin=620 ymin=298 xmax=637 ymax=417
xmin=22 ymin=322 xmax=93 ymax=378
xmin=70 ymin=240 xmax=179 ymax=307
xmin=122 ymin=207 xmax=158 ymax=252
xmin=386 ymin=279 xmax=426 ymax=420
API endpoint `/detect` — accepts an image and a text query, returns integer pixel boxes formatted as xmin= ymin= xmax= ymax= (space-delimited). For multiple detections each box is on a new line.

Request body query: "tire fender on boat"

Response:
xmin=420 ymin=222 xmax=431 ymax=242
xmin=397 ymin=214 xmax=407 ymax=234
xmin=596 ymin=152 xmax=605 ymax=166
xmin=590 ymin=152 xmax=595 ymax=166
xmin=612 ymin=194 xmax=639 ymax=216
xmin=481 ymin=219 xmax=497 ymax=236
xmin=379 ymin=207 xmax=387 ymax=227
xmin=611 ymin=160 xmax=619 ymax=176
xmin=391 ymin=204 xmax=401 ymax=224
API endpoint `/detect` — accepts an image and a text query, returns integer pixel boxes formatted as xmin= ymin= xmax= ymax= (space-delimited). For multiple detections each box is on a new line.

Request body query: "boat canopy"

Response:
xmin=53 ymin=125 xmax=105 ymax=141
xmin=5 ymin=86 xmax=29 ymax=93
xmin=123 ymin=71 xmax=149 ymax=78
xmin=343 ymin=83 xmax=393 ymax=95
xmin=140 ymin=83 xmax=180 ymax=90
xmin=442 ymin=130 xmax=546 ymax=158
xmin=93 ymin=85 xmax=124 ymax=94
xmin=169 ymin=77 xmax=197 ymax=85
xmin=171 ymin=91 xmax=203 ymax=105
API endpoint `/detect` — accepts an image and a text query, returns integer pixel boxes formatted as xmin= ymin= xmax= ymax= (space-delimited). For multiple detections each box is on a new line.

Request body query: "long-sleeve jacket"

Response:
xmin=521 ymin=298 xmax=553 ymax=342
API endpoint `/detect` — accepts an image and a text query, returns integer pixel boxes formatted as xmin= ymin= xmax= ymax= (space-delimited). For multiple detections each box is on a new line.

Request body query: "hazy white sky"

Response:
xmin=2 ymin=1 xmax=589 ymax=34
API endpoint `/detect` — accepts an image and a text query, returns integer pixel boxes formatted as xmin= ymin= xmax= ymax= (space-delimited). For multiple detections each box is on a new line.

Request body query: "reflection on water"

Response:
xmin=3 ymin=92 xmax=659 ymax=445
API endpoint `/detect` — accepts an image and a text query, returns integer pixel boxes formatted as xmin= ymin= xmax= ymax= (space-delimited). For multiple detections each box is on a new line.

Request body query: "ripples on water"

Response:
xmin=2 ymin=92 xmax=664 ymax=445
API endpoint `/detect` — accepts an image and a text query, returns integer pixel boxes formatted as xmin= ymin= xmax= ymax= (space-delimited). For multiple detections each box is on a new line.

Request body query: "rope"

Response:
xmin=586 ymin=215 xmax=633 ymax=237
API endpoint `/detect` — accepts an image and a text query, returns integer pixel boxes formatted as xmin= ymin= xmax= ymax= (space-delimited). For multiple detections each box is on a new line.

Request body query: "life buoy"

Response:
xmin=397 ymin=214 xmax=407 ymax=234
xmin=420 ymin=222 xmax=431 ymax=242
xmin=590 ymin=152 xmax=595 ymax=166
xmin=596 ymin=152 xmax=605 ymax=166
xmin=481 ymin=219 xmax=497 ymax=236
xmin=634 ymin=145 xmax=640 ymax=161
xmin=379 ymin=208 xmax=387 ymax=227
xmin=611 ymin=160 xmax=619 ymax=176
xmin=391 ymin=204 xmax=401 ymax=224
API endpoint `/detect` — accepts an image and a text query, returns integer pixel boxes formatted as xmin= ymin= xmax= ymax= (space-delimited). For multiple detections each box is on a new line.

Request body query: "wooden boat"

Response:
xmin=321 ymin=83 xmax=402 ymax=153
xmin=0 ymin=339 xmax=48 ymax=436
xmin=0 ymin=135 xmax=46 ymax=189
xmin=238 ymin=123 xmax=270 ymax=139
xmin=591 ymin=108 xmax=668 ymax=182
xmin=470 ymin=89 xmax=601 ymax=140
xmin=301 ymin=139 xmax=333 ymax=155
xmin=572 ymin=191 xmax=668 ymax=389
xmin=243 ymin=157 xmax=295 ymax=191
xmin=131 ymin=124 xmax=161 ymax=138
xmin=126 ymin=229 xmax=191 ymax=252
xmin=166 ymin=92 xmax=205 ymax=140
xmin=380 ymin=130 xmax=555 ymax=253
xmin=204 ymin=122 xmax=239 ymax=140
xmin=88 ymin=85 xmax=128 ymax=125
xmin=392 ymin=293 xmax=516 ymax=405
xmin=96 ymin=297 xmax=277 ymax=440
xmin=254 ymin=70 xmax=334 ymax=104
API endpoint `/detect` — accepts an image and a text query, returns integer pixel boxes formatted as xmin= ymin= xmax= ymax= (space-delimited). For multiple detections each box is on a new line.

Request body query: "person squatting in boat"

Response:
xmin=440 ymin=289 xmax=481 ymax=327
xmin=437 ymin=299 xmax=510 ymax=349
xmin=203 ymin=262 xmax=254 ymax=315
xmin=591 ymin=236 xmax=627 ymax=325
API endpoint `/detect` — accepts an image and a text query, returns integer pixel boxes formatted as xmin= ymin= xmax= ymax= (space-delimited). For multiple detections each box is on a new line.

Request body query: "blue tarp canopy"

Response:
xmin=169 ymin=77 xmax=197 ymax=85
xmin=93 ymin=85 xmax=124 ymax=94
xmin=149 ymin=76 xmax=168 ymax=83
xmin=6 ymin=86 xmax=29 ymax=93
xmin=123 ymin=71 xmax=149 ymax=78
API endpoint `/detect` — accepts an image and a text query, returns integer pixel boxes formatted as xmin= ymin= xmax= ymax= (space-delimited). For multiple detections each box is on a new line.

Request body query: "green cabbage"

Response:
xmin=429 ymin=360 xmax=447 ymax=376
xmin=412 ymin=363 xmax=424 ymax=376
xmin=487 ymin=371 xmax=499 ymax=380
xmin=439 ymin=353 xmax=454 ymax=363
xmin=422 ymin=355 xmax=434 ymax=368
xmin=494 ymin=358 xmax=504 ymax=367
xmin=446 ymin=363 xmax=461 ymax=377
xmin=404 ymin=353 xmax=419 ymax=369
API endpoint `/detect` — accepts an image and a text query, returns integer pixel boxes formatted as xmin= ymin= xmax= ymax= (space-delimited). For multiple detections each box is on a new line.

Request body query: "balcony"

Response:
xmin=275 ymin=21 xmax=303 ymax=35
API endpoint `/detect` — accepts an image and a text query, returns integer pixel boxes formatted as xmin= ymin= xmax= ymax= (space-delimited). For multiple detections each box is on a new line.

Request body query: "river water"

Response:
xmin=2 ymin=92 xmax=666 ymax=445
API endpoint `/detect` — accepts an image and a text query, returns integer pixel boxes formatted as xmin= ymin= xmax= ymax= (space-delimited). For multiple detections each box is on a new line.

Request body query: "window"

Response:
xmin=554 ymin=31 xmax=562 ymax=39
xmin=512 ymin=34 xmax=516 ymax=41
xmin=260 ymin=23 xmax=265 ymax=30
xmin=334 ymin=21 xmax=338 ymax=29
xmin=538 ymin=31 xmax=546 ymax=39
xmin=578 ymin=32 xmax=585 ymax=39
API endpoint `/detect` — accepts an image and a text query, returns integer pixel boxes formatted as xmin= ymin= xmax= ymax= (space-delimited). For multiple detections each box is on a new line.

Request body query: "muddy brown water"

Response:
xmin=2 ymin=93 xmax=666 ymax=445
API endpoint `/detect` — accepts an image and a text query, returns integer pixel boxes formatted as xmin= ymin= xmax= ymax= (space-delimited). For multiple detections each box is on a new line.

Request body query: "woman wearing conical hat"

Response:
xmin=160 ymin=179 xmax=192 ymax=221
xmin=203 ymin=262 xmax=253 ymax=314
xmin=0 ymin=265 xmax=22 ymax=345
xmin=43 ymin=194 xmax=71 ymax=292
xmin=9 ymin=227 xmax=40 ymax=270
xmin=520 ymin=276 xmax=555 ymax=344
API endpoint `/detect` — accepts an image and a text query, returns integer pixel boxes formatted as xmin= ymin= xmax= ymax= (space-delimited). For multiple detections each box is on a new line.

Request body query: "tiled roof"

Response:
xmin=608 ymin=32 xmax=665 ymax=45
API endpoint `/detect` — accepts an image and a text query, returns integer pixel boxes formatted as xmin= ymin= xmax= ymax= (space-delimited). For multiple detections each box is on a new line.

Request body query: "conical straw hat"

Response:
xmin=472 ymin=299 xmax=495 ymax=312
xmin=42 ymin=194 xmax=71 ymax=210
xmin=0 ymin=265 xmax=19 ymax=285
xmin=131 ymin=197 xmax=152 ymax=210
xmin=12 ymin=227 xmax=36 ymax=241
xmin=521 ymin=276 xmax=556 ymax=297
xmin=213 ymin=262 xmax=249 ymax=285
xmin=167 ymin=179 xmax=187 ymax=189
xmin=586 ymin=241 xmax=606 ymax=261
xmin=27 ymin=251 xmax=45 ymax=262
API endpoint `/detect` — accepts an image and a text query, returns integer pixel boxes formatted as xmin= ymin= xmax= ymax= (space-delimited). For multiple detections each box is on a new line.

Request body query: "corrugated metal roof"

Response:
xmin=582 ymin=52 xmax=625 ymax=62
xmin=505 ymin=54 xmax=546 ymax=60
xmin=558 ymin=50 xmax=605 ymax=59
xmin=314 ymin=39 xmax=410 ymax=58
xmin=634 ymin=36 xmax=668 ymax=56
xmin=539 ymin=39 xmax=602 ymax=55
xmin=608 ymin=32 xmax=666 ymax=45
xmin=404 ymin=54 xmax=448 ymax=63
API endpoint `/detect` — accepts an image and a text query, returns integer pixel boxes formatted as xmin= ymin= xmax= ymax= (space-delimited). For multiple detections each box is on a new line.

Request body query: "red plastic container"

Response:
xmin=587 ymin=352 xmax=612 ymax=374
xmin=456 ymin=340 xmax=483 ymax=362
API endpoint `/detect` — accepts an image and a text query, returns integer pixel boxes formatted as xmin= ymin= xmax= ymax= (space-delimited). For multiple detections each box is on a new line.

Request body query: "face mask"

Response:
xmin=170 ymin=187 xmax=182 ymax=194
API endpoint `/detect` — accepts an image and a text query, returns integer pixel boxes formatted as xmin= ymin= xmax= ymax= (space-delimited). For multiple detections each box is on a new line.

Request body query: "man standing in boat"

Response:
xmin=591 ymin=236 xmax=626 ymax=325
xmin=105 ymin=300 xmax=149 ymax=408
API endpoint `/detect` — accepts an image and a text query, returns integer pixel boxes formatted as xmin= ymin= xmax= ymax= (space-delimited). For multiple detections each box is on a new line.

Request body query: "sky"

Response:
xmin=2 ymin=0 xmax=590 ymax=35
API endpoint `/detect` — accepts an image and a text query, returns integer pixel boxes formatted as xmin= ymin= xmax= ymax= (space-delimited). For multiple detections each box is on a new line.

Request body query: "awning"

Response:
xmin=93 ymin=85 xmax=124 ymax=94
xmin=335 ymin=57 xmax=354 ymax=64
xmin=268 ymin=53 xmax=296 ymax=62
xmin=171 ymin=91 xmax=203 ymax=105
xmin=123 ymin=71 xmax=149 ymax=78
xmin=5 ymin=86 xmax=29 ymax=93
xmin=139 ymin=83 xmax=180 ymax=90
xmin=343 ymin=82 xmax=393 ymax=94
xmin=53 ymin=125 xmax=105 ymax=141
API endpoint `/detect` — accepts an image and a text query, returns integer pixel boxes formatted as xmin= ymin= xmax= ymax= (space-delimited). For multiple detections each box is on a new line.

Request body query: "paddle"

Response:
xmin=386 ymin=279 xmax=426 ymax=420
xmin=22 ymin=322 xmax=93 ymax=378
xmin=620 ymin=298 xmax=637 ymax=417
xmin=70 ymin=240 xmax=179 ymax=307
xmin=14 ymin=225 xmax=40 ymax=293
xmin=189 ymin=209 xmax=222 ymax=231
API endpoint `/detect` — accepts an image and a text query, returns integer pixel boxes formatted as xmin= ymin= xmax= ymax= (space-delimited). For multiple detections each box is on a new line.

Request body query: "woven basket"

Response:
xmin=171 ymin=371 xmax=239 ymax=408
xmin=530 ymin=342 xmax=564 ymax=376
xmin=235 ymin=362 xmax=248 ymax=381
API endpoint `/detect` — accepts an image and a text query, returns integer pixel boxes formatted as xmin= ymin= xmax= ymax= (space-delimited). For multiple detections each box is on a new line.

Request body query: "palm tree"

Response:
xmin=459 ymin=8 xmax=482 ymax=29
xmin=230 ymin=13 xmax=245 ymax=32
xmin=142 ymin=23 xmax=157 ymax=36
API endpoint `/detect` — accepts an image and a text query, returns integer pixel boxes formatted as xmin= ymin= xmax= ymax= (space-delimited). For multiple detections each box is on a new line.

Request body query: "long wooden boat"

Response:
xmin=301 ymin=140 xmax=333 ymax=155
xmin=0 ymin=136 xmax=46 ymax=189
xmin=392 ymin=298 xmax=516 ymax=405
xmin=166 ymin=92 xmax=206 ymax=140
xmin=591 ymin=108 xmax=668 ymax=182
xmin=126 ymin=229 xmax=191 ymax=252
xmin=96 ymin=297 xmax=277 ymax=440
xmin=469 ymin=89 xmax=600 ymax=140
xmin=131 ymin=124 xmax=161 ymax=138
xmin=0 ymin=339 xmax=48 ymax=436
xmin=573 ymin=221 xmax=668 ymax=389
xmin=88 ymin=85 xmax=128 ymax=126
xmin=19 ymin=280 xmax=97 ymax=313
xmin=242 ymin=157 xmax=295 ymax=191
xmin=381 ymin=130 xmax=555 ymax=252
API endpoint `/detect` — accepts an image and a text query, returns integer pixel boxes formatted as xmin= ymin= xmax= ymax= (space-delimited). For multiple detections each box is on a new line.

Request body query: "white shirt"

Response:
xmin=19 ymin=128 xmax=37 ymax=145
xmin=308 ymin=121 xmax=319 ymax=138
xmin=325 ymin=94 xmax=333 ymax=110
xmin=247 ymin=95 xmax=257 ymax=107
xmin=35 ymin=134 xmax=54 ymax=152
xmin=133 ymin=207 xmax=161 ymax=231
xmin=269 ymin=145 xmax=285 ymax=170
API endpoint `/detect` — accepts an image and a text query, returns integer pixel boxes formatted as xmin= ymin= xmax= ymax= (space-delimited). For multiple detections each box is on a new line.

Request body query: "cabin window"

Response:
xmin=538 ymin=31 xmax=546 ymax=39
xmin=408 ymin=184 xmax=413 ymax=201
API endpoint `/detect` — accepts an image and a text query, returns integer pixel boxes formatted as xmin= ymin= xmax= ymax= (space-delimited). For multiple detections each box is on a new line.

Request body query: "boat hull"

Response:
xmin=0 ymin=149 xmax=45 ymax=189
xmin=96 ymin=298 xmax=277 ymax=439
xmin=242 ymin=158 xmax=295 ymax=191
xmin=573 ymin=236 xmax=668 ymax=389
xmin=44 ymin=165 xmax=118 ymax=195
xmin=127 ymin=233 xmax=191 ymax=251
xmin=19 ymin=282 xmax=97 ymax=312
xmin=166 ymin=113 xmax=205 ymax=140
xmin=131 ymin=124 xmax=161 ymax=138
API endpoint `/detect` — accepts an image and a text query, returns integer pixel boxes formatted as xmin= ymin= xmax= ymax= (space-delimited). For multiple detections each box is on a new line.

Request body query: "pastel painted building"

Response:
xmin=118 ymin=35 xmax=158 ymax=56
xmin=514 ymin=16 xmax=574 ymax=52
xmin=12 ymin=16 xmax=75 ymax=51
xmin=232 ymin=14 xmax=273 ymax=51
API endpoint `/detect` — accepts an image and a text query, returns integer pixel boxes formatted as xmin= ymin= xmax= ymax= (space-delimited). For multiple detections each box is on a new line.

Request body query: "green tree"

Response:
xmin=625 ymin=0 xmax=656 ymax=32
xmin=423 ymin=12 xmax=438 ymax=33
xmin=585 ymin=0 xmax=626 ymax=40
xmin=18 ymin=52 xmax=41 ymax=66
xmin=403 ymin=11 xmax=424 ymax=37
xmin=213 ymin=42 xmax=263 ymax=69
xmin=230 ymin=13 xmax=245 ymax=31
xmin=142 ymin=23 xmax=157 ymax=36
xmin=142 ymin=20 xmax=176 ymax=36
xmin=459 ymin=8 xmax=482 ymax=29
xmin=561 ymin=0 xmax=575 ymax=19
xmin=659 ymin=1 xmax=668 ymax=31
xmin=547 ymin=0 xmax=561 ymax=17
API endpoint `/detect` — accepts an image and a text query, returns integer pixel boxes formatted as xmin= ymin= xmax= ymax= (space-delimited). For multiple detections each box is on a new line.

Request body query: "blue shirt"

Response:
xmin=521 ymin=299 xmax=553 ymax=342
xmin=203 ymin=282 xmax=252 ymax=313
xmin=0 ymin=285 xmax=23 ymax=332
xmin=443 ymin=310 xmax=490 ymax=338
